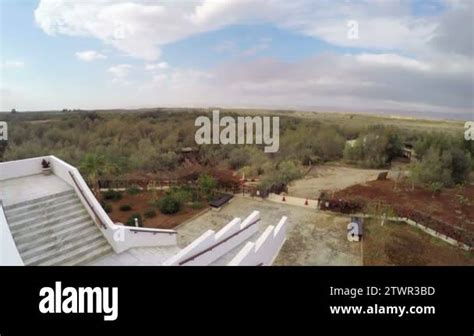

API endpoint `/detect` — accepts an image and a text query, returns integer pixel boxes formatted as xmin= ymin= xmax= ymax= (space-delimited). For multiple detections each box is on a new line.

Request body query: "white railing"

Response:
xmin=228 ymin=216 xmax=288 ymax=266
xmin=163 ymin=211 xmax=260 ymax=266
xmin=0 ymin=201 xmax=23 ymax=266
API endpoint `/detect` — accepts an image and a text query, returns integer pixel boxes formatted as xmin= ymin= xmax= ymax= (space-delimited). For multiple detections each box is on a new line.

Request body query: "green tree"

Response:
xmin=197 ymin=174 xmax=217 ymax=200
xmin=80 ymin=153 xmax=118 ymax=198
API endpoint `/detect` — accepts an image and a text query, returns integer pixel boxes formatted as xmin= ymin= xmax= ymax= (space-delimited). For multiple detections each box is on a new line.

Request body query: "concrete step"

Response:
xmin=4 ymin=188 xmax=113 ymax=267
xmin=20 ymin=225 xmax=101 ymax=262
xmin=65 ymin=244 xmax=113 ymax=266
xmin=10 ymin=208 xmax=90 ymax=236
xmin=38 ymin=237 xmax=113 ymax=266
xmin=3 ymin=190 xmax=75 ymax=212
xmin=25 ymin=230 xmax=106 ymax=266
xmin=4 ymin=192 xmax=77 ymax=219
xmin=7 ymin=200 xmax=85 ymax=227
xmin=15 ymin=216 xmax=95 ymax=251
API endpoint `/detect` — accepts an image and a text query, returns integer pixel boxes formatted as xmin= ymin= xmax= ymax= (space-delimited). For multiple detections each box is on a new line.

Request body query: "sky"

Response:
xmin=0 ymin=0 xmax=473 ymax=120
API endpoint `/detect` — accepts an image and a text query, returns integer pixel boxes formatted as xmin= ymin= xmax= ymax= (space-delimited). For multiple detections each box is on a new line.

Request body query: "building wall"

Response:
xmin=0 ymin=203 xmax=23 ymax=265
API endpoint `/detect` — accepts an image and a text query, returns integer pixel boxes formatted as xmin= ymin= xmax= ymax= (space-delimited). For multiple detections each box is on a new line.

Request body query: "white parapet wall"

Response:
xmin=0 ymin=157 xmax=44 ymax=181
xmin=0 ymin=202 xmax=24 ymax=266
xmin=163 ymin=211 xmax=260 ymax=266
xmin=228 ymin=216 xmax=288 ymax=266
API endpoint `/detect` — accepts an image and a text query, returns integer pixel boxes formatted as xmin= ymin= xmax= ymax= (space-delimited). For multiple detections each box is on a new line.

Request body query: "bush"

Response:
xmin=197 ymin=174 xmax=217 ymax=199
xmin=119 ymin=204 xmax=132 ymax=211
xmin=167 ymin=186 xmax=193 ymax=205
xmin=159 ymin=195 xmax=181 ymax=214
xmin=126 ymin=213 xmax=142 ymax=226
xmin=144 ymin=208 xmax=157 ymax=218
xmin=103 ymin=190 xmax=122 ymax=201
xmin=126 ymin=185 xmax=141 ymax=195
xmin=228 ymin=147 xmax=250 ymax=169
xmin=343 ymin=126 xmax=403 ymax=168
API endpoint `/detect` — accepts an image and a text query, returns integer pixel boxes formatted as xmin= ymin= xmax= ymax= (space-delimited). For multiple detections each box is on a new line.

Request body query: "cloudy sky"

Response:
xmin=1 ymin=0 xmax=473 ymax=119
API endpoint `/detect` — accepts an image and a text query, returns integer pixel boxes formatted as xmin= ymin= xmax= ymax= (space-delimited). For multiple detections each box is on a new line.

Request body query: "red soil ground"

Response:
xmin=331 ymin=179 xmax=474 ymax=265
xmin=107 ymin=191 xmax=207 ymax=230
xmin=333 ymin=179 xmax=474 ymax=232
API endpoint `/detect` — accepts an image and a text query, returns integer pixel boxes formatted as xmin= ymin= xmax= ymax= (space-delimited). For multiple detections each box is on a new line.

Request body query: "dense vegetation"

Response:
xmin=1 ymin=109 xmax=472 ymax=192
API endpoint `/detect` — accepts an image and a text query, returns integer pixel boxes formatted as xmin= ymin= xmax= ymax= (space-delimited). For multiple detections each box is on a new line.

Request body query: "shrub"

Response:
xmin=119 ymin=204 xmax=132 ymax=211
xmin=197 ymin=174 xmax=217 ymax=199
xmin=159 ymin=195 xmax=181 ymax=214
xmin=167 ymin=187 xmax=192 ymax=205
xmin=126 ymin=213 xmax=142 ymax=226
xmin=103 ymin=190 xmax=122 ymax=201
xmin=144 ymin=208 xmax=157 ymax=218
xmin=126 ymin=185 xmax=141 ymax=195
xmin=228 ymin=147 xmax=250 ymax=169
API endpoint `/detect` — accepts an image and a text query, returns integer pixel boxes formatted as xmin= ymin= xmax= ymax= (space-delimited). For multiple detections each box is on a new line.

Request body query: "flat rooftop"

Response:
xmin=0 ymin=174 xmax=73 ymax=207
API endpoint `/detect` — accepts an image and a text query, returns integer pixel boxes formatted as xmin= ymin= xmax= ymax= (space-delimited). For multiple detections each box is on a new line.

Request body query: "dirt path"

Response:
xmin=288 ymin=165 xmax=385 ymax=198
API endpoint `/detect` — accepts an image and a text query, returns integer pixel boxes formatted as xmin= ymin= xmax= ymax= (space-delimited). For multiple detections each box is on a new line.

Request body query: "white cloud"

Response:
xmin=30 ymin=0 xmax=473 ymax=116
xmin=108 ymin=64 xmax=132 ymax=84
xmin=2 ymin=60 xmax=25 ymax=68
xmin=355 ymin=54 xmax=430 ymax=72
xmin=145 ymin=62 xmax=169 ymax=71
xmin=34 ymin=0 xmax=441 ymax=61
xmin=134 ymin=52 xmax=472 ymax=116
xmin=75 ymin=50 xmax=107 ymax=61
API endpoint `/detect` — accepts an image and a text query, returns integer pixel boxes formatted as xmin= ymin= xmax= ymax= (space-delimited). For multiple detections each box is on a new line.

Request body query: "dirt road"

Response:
xmin=288 ymin=165 xmax=385 ymax=198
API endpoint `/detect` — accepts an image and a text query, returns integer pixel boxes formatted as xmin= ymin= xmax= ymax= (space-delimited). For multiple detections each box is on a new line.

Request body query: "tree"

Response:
xmin=258 ymin=160 xmax=302 ymax=193
xmin=343 ymin=126 xmax=403 ymax=168
xmin=410 ymin=148 xmax=453 ymax=188
xmin=159 ymin=195 xmax=180 ymax=214
xmin=80 ymin=154 xmax=118 ymax=199
xmin=197 ymin=174 xmax=217 ymax=200
xmin=314 ymin=128 xmax=346 ymax=161
xmin=228 ymin=147 xmax=250 ymax=169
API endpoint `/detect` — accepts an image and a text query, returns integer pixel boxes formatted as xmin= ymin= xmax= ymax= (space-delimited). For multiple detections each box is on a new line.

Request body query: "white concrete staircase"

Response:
xmin=3 ymin=190 xmax=112 ymax=266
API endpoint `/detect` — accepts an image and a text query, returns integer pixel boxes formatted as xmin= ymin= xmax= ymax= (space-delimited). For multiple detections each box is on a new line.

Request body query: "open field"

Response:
xmin=176 ymin=196 xmax=361 ymax=266
xmin=288 ymin=164 xmax=385 ymax=199
xmin=363 ymin=218 xmax=474 ymax=266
